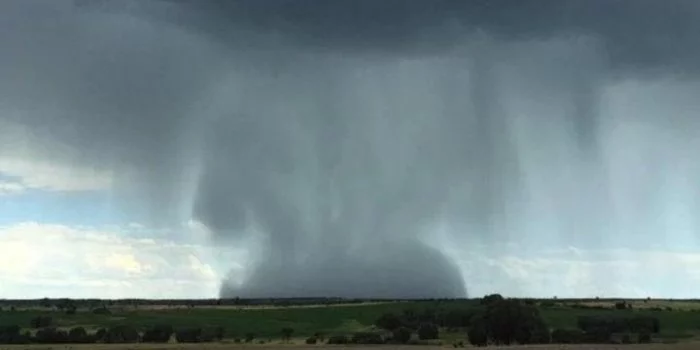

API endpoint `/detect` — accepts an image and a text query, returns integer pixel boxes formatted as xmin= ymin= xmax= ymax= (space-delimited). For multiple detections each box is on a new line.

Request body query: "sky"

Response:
xmin=2 ymin=0 xmax=700 ymax=299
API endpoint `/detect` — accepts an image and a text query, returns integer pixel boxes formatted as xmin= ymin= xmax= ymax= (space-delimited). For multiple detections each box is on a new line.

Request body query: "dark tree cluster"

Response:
xmin=0 ymin=317 xmax=227 ymax=345
xmin=467 ymin=295 xmax=550 ymax=346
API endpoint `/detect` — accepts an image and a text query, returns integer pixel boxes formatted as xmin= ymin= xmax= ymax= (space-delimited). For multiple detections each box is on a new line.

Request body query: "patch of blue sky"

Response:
xmin=0 ymin=189 xmax=125 ymax=226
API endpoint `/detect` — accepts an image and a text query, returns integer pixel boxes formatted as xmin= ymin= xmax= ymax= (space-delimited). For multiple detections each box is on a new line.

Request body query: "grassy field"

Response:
xmin=3 ymin=298 xmax=700 ymax=346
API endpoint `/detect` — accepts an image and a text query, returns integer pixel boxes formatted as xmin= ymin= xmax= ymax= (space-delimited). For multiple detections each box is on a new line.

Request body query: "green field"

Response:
xmin=3 ymin=298 xmax=700 ymax=343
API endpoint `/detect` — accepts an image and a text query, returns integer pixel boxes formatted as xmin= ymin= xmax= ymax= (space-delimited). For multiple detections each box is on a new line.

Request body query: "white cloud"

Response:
xmin=2 ymin=221 xmax=700 ymax=299
xmin=0 ymin=157 xmax=112 ymax=193
xmin=0 ymin=119 xmax=113 ymax=193
xmin=452 ymin=245 xmax=700 ymax=299
xmin=0 ymin=222 xmax=244 ymax=299
xmin=0 ymin=180 xmax=25 ymax=196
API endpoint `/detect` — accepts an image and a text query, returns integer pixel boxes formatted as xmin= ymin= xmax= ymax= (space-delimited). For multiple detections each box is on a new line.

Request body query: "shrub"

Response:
xmin=305 ymin=336 xmax=317 ymax=344
xmin=175 ymin=328 xmax=202 ymax=343
xmin=550 ymin=329 xmax=583 ymax=344
xmin=615 ymin=301 xmax=628 ymax=310
xmin=29 ymin=316 xmax=53 ymax=328
xmin=441 ymin=308 xmax=478 ymax=328
xmin=0 ymin=325 xmax=29 ymax=344
xmin=621 ymin=334 xmax=632 ymax=344
xmin=417 ymin=323 xmax=439 ymax=340
xmin=103 ymin=325 xmax=140 ymax=343
xmin=480 ymin=294 xmax=504 ymax=306
xmin=471 ymin=298 xmax=550 ymax=345
xmin=327 ymin=335 xmax=349 ymax=344
xmin=375 ymin=313 xmax=403 ymax=330
xmin=94 ymin=328 xmax=107 ymax=342
xmin=68 ymin=326 xmax=92 ymax=343
xmin=34 ymin=328 xmax=69 ymax=343
xmin=392 ymin=327 xmax=412 ymax=344
xmin=244 ymin=332 xmax=255 ymax=343
xmin=581 ymin=328 xmax=613 ymax=344
xmin=467 ymin=325 xmax=488 ymax=347
xmin=351 ymin=332 xmax=384 ymax=344
xmin=142 ymin=324 xmax=174 ymax=343
xmin=638 ymin=331 xmax=652 ymax=344
xmin=281 ymin=327 xmax=294 ymax=341
xmin=200 ymin=326 xmax=224 ymax=342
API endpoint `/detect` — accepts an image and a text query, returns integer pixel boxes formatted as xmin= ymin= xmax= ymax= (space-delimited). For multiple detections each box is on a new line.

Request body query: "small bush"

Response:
xmin=615 ymin=301 xmax=628 ymax=310
xmin=351 ymin=332 xmax=384 ymax=344
xmin=68 ymin=326 xmax=93 ymax=343
xmin=313 ymin=331 xmax=325 ymax=342
xmin=175 ymin=328 xmax=202 ymax=343
xmin=392 ymin=327 xmax=412 ymax=344
xmin=327 ymin=335 xmax=349 ymax=344
xmin=375 ymin=313 xmax=403 ymax=330
xmin=103 ymin=325 xmax=140 ymax=343
xmin=142 ymin=324 xmax=173 ymax=343
xmin=34 ymin=328 xmax=69 ymax=343
xmin=417 ymin=323 xmax=439 ymax=340
xmin=94 ymin=328 xmax=107 ymax=342
xmin=550 ymin=328 xmax=583 ymax=344
xmin=0 ymin=325 xmax=29 ymax=344
xmin=305 ymin=336 xmax=317 ymax=344
xmin=244 ymin=332 xmax=255 ymax=343
xmin=281 ymin=327 xmax=294 ymax=341
xmin=621 ymin=334 xmax=632 ymax=344
xmin=29 ymin=316 xmax=53 ymax=328
xmin=200 ymin=326 xmax=224 ymax=342
xmin=467 ymin=326 xmax=488 ymax=347
xmin=480 ymin=294 xmax=504 ymax=305
xmin=638 ymin=331 xmax=652 ymax=343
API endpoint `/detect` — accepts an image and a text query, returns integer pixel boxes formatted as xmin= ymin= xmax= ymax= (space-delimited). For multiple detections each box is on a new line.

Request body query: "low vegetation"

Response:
xmin=0 ymin=296 xmax=699 ymax=346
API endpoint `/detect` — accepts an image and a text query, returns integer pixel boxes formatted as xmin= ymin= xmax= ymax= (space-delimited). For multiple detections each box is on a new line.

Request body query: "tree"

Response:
xmin=175 ymin=328 xmax=202 ymax=343
xmin=326 ymin=335 xmax=349 ymax=344
xmin=375 ymin=313 xmax=403 ymax=330
xmin=244 ymin=332 xmax=255 ymax=343
xmin=417 ymin=323 xmax=439 ymax=340
xmin=0 ymin=325 xmax=29 ymax=344
xmin=638 ymin=331 xmax=652 ymax=343
xmin=392 ymin=327 xmax=412 ymax=344
xmin=68 ymin=326 xmax=92 ymax=343
xmin=350 ymin=332 xmax=384 ymax=344
xmin=281 ymin=327 xmax=294 ymax=342
xmin=480 ymin=294 xmax=504 ymax=306
xmin=29 ymin=316 xmax=53 ymax=328
xmin=467 ymin=324 xmax=488 ymax=347
xmin=103 ymin=325 xmax=140 ymax=343
xmin=551 ymin=329 xmax=583 ymax=344
xmin=142 ymin=325 xmax=173 ymax=343
xmin=470 ymin=299 xmax=550 ymax=345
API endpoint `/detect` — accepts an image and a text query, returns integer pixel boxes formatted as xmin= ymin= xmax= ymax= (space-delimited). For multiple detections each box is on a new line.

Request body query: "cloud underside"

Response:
xmin=1 ymin=222 xmax=699 ymax=299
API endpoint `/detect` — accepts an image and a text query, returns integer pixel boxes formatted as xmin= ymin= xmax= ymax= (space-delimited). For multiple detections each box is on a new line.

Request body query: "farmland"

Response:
xmin=2 ymin=297 xmax=700 ymax=347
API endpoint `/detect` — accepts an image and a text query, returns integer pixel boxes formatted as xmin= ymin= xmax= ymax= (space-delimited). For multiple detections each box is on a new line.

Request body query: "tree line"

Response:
xmin=0 ymin=294 xmax=662 ymax=345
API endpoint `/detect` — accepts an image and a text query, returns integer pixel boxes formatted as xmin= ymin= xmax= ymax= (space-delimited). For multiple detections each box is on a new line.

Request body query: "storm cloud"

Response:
xmin=1 ymin=0 xmax=699 ymax=298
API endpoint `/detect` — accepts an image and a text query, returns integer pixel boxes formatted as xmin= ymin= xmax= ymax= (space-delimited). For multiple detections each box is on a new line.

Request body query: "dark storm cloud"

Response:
xmin=161 ymin=0 xmax=700 ymax=76
xmin=1 ymin=0 xmax=698 ymax=298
